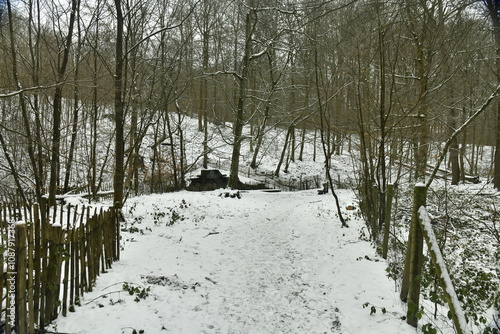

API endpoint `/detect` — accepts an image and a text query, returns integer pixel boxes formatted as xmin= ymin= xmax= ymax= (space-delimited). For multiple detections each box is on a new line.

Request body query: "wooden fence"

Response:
xmin=400 ymin=184 xmax=469 ymax=334
xmin=0 ymin=201 xmax=120 ymax=333
xmin=253 ymin=171 xmax=322 ymax=192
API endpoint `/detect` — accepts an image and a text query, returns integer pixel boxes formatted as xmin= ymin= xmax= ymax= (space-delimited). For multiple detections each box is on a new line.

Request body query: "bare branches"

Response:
xmin=0 ymin=83 xmax=64 ymax=98
xmin=125 ymin=0 xmax=201 ymax=58
xmin=426 ymin=84 xmax=500 ymax=188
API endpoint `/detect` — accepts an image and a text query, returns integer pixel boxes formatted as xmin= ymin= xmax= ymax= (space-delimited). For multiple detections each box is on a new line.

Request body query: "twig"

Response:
xmin=205 ymin=277 xmax=217 ymax=285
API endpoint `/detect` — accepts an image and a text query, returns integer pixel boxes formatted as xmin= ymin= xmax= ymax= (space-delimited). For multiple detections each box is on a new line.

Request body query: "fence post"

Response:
xmin=32 ymin=203 xmax=41 ymax=325
xmin=44 ymin=220 xmax=63 ymax=324
xmin=382 ymin=183 xmax=395 ymax=259
xmin=69 ymin=205 xmax=79 ymax=312
xmin=15 ymin=222 xmax=28 ymax=334
xmin=79 ymin=206 xmax=87 ymax=296
xmin=62 ymin=206 xmax=72 ymax=317
xmin=0 ymin=206 xmax=4 ymax=333
xmin=38 ymin=200 xmax=49 ymax=331
xmin=114 ymin=208 xmax=120 ymax=261
xmin=404 ymin=184 xmax=427 ymax=327
xmin=26 ymin=220 xmax=35 ymax=334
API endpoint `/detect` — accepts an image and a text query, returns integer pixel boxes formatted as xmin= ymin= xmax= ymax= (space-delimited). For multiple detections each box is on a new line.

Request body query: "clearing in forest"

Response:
xmin=51 ymin=189 xmax=413 ymax=334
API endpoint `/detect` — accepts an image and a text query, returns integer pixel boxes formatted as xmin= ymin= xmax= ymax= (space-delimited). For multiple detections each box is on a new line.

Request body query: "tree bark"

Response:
xmin=228 ymin=3 xmax=255 ymax=189
xmin=275 ymin=127 xmax=292 ymax=177
xmin=113 ymin=0 xmax=125 ymax=208
xmin=6 ymin=0 xmax=44 ymax=203
xmin=48 ymin=0 xmax=78 ymax=206
xmin=487 ymin=0 xmax=500 ymax=189
xmin=449 ymin=107 xmax=460 ymax=185
xmin=64 ymin=14 xmax=82 ymax=194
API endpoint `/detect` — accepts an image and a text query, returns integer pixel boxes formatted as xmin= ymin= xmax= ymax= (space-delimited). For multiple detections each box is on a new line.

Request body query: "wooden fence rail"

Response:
xmin=400 ymin=184 xmax=470 ymax=334
xmin=0 ymin=201 xmax=120 ymax=334
xmin=417 ymin=206 xmax=469 ymax=334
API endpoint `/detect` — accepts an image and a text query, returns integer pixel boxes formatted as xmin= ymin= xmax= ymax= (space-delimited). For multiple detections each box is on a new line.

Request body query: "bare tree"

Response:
xmin=484 ymin=0 xmax=500 ymax=189
xmin=227 ymin=0 xmax=257 ymax=189
xmin=113 ymin=0 xmax=125 ymax=208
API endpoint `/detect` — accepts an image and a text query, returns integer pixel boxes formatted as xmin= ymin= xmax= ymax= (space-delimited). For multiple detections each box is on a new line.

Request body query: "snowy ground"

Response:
xmin=50 ymin=189 xmax=415 ymax=334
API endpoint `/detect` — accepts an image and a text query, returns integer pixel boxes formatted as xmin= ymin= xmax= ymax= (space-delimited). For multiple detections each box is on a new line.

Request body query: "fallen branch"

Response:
xmin=205 ymin=277 xmax=217 ymax=285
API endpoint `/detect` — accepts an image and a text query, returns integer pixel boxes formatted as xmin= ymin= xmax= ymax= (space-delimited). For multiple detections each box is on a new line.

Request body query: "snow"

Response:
xmin=50 ymin=189 xmax=414 ymax=334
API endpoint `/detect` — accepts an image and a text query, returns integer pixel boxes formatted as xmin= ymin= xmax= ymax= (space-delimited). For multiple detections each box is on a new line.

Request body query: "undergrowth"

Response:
xmin=365 ymin=182 xmax=499 ymax=333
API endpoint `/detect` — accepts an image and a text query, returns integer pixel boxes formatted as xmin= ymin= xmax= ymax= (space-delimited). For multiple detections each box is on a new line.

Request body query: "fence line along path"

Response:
xmin=0 ymin=201 xmax=121 ymax=334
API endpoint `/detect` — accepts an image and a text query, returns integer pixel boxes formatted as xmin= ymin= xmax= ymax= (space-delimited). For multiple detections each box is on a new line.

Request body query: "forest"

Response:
xmin=0 ymin=0 xmax=499 ymax=205
xmin=0 ymin=0 xmax=499 ymax=333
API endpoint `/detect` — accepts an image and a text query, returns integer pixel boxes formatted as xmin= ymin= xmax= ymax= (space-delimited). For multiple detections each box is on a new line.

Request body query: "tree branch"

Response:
xmin=426 ymin=84 xmax=500 ymax=188
xmin=125 ymin=0 xmax=201 ymax=58
xmin=0 ymin=83 xmax=64 ymax=98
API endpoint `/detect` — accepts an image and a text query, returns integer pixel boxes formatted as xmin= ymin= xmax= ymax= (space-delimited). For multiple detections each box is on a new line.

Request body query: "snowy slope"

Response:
xmin=50 ymin=189 xmax=414 ymax=333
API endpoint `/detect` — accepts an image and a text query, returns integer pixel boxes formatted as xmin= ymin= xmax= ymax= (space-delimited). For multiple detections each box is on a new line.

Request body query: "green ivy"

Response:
xmin=122 ymin=282 xmax=150 ymax=302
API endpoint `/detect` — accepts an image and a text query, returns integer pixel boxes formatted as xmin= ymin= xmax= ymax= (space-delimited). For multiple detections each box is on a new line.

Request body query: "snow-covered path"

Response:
xmin=51 ymin=190 xmax=414 ymax=334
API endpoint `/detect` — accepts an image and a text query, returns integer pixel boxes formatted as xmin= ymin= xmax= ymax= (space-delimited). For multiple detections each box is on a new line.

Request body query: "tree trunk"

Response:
xmin=175 ymin=101 xmax=186 ymax=189
xmin=414 ymin=42 xmax=430 ymax=182
xmin=376 ymin=10 xmax=387 ymax=240
xmin=298 ymin=124 xmax=306 ymax=161
xmin=64 ymin=20 xmax=82 ymax=194
xmin=163 ymin=103 xmax=179 ymax=190
xmin=201 ymin=3 xmax=210 ymax=168
xmin=495 ymin=101 xmax=500 ymax=189
xmin=491 ymin=0 xmax=500 ymax=189
xmin=406 ymin=185 xmax=427 ymax=327
xmin=228 ymin=4 xmax=255 ymax=189
xmin=48 ymin=0 xmax=78 ymax=206
xmin=250 ymin=108 xmax=268 ymax=169
xmin=6 ymin=0 xmax=44 ymax=203
xmin=313 ymin=129 xmax=317 ymax=162
xmin=459 ymin=108 xmax=467 ymax=182
xmin=275 ymin=127 xmax=292 ymax=177
xmin=113 ymin=0 xmax=125 ymax=208
xmin=449 ymin=107 xmax=460 ymax=185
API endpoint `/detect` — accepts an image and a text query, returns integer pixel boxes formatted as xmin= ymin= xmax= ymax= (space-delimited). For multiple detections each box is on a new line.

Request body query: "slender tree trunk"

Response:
xmin=228 ymin=4 xmax=255 ymax=189
xmin=313 ymin=129 xmax=317 ymax=162
xmin=275 ymin=127 xmax=292 ymax=177
xmin=313 ymin=39 xmax=348 ymax=228
xmin=6 ymin=0 xmax=44 ymax=203
xmin=449 ymin=107 xmax=460 ymax=185
xmin=492 ymin=0 xmax=500 ymax=189
xmin=376 ymin=10 xmax=387 ymax=240
xmin=48 ymin=0 xmax=78 ymax=206
xmin=290 ymin=125 xmax=296 ymax=163
xmin=459 ymin=119 xmax=467 ymax=182
xmin=175 ymin=101 xmax=186 ymax=189
xmin=113 ymin=0 xmax=125 ymax=208
xmin=414 ymin=42 xmax=430 ymax=182
xmin=201 ymin=3 xmax=210 ymax=168
xmin=165 ymin=108 xmax=179 ymax=190
xmin=250 ymin=51 xmax=279 ymax=169
xmin=89 ymin=7 xmax=100 ymax=198
xmin=64 ymin=16 xmax=82 ymax=193
xmin=28 ymin=0 xmax=45 ymax=202
xmin=298 ymin=124 xmax=306 ymax=161
xmin=250 ymin=110 xmax=268 ymax=169
xmin=0 ymin=130 xmax=27 ymax=204
xmin=495 ymin=100 xmax=500 ymax=189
